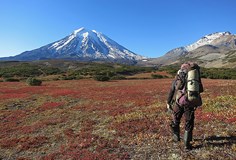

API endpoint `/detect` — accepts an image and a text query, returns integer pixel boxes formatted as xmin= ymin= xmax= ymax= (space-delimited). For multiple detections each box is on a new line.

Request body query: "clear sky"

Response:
xmin=0 ymin=0 xmax=236 ymax=58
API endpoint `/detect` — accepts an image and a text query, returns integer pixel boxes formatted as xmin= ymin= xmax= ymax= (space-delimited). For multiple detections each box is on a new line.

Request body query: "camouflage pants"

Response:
xmin=171 ymin=104 xmax=195 ymax=132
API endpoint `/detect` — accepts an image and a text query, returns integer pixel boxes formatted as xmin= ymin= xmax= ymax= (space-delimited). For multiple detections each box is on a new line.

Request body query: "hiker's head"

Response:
xmin=181 ymin=63 xmax=190 ymax=70
xmin=177 ymin=63 xmax=189 ymax=74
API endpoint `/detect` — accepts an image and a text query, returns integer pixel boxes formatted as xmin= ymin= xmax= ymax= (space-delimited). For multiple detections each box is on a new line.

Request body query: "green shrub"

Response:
xmin=4 ymin=78 xmax=20 ymax=82
xmin=0 ymin=63 xmax=41 ymax=77
xmin=0 ymin=63 xmax=62 ymax=78
xmin=26 ymin=77 xmax=42 ymax=86
xmin=75 ymin=75 xmax=84 ymax=80
xmin=201 ymin=68 xmax=236 ymax=79
xmin=159 ymin=65 xmax=178 ymax=77
xmin=93 ymin=75 xmax=110 ymax=81
xmin=41 ymin=67 xmax=61 ymax=75
xmin=59 ymin=75 xmax=76 ymax=80
xmin=110 ymin=75 xmax=126 ymax=80
xmin=151 ymin=74 xmax=164 ymax=79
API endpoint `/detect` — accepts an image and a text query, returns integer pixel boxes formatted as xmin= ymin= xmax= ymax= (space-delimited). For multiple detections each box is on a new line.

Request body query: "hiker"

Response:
xmin=166 ymin=62 xmax=203 ymax=150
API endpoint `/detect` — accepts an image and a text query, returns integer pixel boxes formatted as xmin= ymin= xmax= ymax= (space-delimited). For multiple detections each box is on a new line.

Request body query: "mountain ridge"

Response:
xmin=1 ymin=30 xmax=236 ymax=68
xmin=140 ymin=31 xmax=236 ymax=68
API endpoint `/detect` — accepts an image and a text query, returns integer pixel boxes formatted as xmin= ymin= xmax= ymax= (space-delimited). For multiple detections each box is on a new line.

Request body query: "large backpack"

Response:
xmin=175 ymin=62 xmax=203 ymax=107
xmin=186 ymin=62 xmax=203 ymax=101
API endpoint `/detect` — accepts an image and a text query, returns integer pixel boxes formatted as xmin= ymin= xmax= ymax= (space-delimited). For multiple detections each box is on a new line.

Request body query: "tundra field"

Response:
xmin=0 ymin=79 xmax=235 ymax=159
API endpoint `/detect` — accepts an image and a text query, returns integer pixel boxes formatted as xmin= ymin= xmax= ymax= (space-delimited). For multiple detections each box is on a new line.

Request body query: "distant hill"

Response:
xmin=140 ymin=32 xmax=236 ymax=68
xmin=0 ymin=27 xmax=145 ymax=64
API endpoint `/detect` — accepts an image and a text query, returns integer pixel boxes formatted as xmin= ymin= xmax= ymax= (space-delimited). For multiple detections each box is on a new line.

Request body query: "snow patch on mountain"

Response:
xmin=185 ymin=32 xmax=231 ymax=51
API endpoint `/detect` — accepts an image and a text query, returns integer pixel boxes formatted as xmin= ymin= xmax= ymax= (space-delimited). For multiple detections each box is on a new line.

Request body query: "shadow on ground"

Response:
xmin=193 ymin=135 xmax=236 ymax=149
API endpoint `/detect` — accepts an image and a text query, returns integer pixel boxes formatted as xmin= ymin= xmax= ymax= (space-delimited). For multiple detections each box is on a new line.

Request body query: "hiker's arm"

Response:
xmin=167 ymin=80 xmax=176 ymax=105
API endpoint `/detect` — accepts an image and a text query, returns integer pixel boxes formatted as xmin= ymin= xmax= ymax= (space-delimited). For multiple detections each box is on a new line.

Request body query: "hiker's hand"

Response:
xmin=167 ymin=103 xmax=171 ymax=110
xmin=194 ymin=106 xmax=199 ymax=111
xmin=167 ymin=103 xmax=173 ymax=114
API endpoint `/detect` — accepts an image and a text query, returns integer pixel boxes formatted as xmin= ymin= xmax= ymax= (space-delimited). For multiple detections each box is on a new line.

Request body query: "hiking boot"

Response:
xmin=170 ymin=121 xmax=180 ymax=142
xmin=184 ymin=130 xmax=192 ymax=150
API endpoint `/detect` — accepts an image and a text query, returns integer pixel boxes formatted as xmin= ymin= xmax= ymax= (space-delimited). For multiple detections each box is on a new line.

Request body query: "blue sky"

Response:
xmin=0 ymin=0 xmax=236 ymax=58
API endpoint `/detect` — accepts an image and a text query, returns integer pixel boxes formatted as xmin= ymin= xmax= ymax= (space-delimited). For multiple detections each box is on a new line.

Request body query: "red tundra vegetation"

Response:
xmin=0 ymin=79 xmax=235 ymax=159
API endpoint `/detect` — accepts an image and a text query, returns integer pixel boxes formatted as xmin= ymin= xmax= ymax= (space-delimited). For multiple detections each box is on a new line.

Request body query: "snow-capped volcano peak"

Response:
xmin=72 ymin=27 xmax=97 ymax=37
xmin=185 ymin=31 xmax=231 ymax=51
xmin=8 ymin=27 xmax=145 ymax=62
xmin=73 ymin=27 xmax=86 ymax=35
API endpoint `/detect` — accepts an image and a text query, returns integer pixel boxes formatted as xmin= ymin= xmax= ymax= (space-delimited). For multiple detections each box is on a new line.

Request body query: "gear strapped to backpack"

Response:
xmin=175 ymin=62 xmax=203 ymax=107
